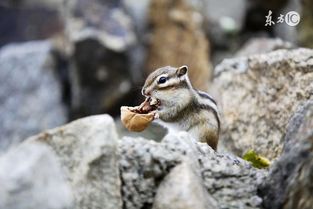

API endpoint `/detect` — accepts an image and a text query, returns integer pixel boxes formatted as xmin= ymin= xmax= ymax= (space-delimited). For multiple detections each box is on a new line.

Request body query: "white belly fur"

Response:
xmin=154 ymin=119 xmax=181 ymax=134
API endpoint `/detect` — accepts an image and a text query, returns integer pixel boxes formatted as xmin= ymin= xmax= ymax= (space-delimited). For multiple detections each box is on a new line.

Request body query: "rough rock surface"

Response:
xmin=145 ymin=0 xmax=212 ymax=91
xmin=27 ymin=115 xmax=122 ymax=209
xmin=152 ymin=161 xmax=218 ymax=209
xmin=119 ymin=132 xmax=265 ymax=209
xmin=0 ymin=41 xmax=67 ymax=152
xmin=3 ymin=114 xmax=267 ymax=209
xmin=0 ymin=143 xmax=73 ymax=209
xmin=212 ymin=48 xmax=313 ymax=159
xmin=258 ymin=101 xmax=313 ymax=209
xmin=66 ymin=0 xmax=137 ymax=118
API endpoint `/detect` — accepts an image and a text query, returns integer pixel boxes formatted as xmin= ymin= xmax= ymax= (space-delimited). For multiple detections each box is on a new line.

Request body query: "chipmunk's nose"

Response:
xmin=142 ymin=88 xmax=151 ymax=96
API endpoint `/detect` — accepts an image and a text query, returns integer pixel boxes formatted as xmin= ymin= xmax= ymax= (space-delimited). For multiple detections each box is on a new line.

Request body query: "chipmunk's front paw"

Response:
xmin=154 ymin=112 xmax=160 ymax=119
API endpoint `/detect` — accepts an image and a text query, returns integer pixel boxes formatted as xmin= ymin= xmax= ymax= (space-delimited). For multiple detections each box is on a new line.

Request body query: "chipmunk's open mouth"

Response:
xmin=132 ymin=97 xmax=161 ymax=114
xmin=149 ymin=97 xmax=160 ymax=107
xmin=149 ymin=97 xmax=161 ymax=111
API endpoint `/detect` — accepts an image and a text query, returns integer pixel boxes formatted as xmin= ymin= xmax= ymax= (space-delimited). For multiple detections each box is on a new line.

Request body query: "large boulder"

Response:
xmin=0 ymin=143 xmax=73 ymax=209
xmin=258 ymin=101 xmax=313 ymax=209
xmin=212 ymin=48 xmax=313 ymax=159
xmin=119 ymin=132 xmax=265 ymax=209
xmin=27 ymin=115 xmax=122 ymax=209
xmin=0 ymin=41 xmax=67 ymax=152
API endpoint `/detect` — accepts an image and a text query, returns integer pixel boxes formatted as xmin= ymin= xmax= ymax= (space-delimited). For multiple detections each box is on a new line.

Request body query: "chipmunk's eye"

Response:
xmin=158 ymin=76 xmax=167 ymax=84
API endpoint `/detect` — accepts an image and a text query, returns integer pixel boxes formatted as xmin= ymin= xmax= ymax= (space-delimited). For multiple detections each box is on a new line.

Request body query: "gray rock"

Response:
xmin=122 ymin=0 xmax=150 ymax=35
xmin=65 ymin=0 xmax=137 ymax=117
xmin=122 ymin=0 xmax=150 ymax=83
xmin=152 ymin=161 xmax=218 ymax=209
xmin=0 ymin=143 xmax=73 ymax=209
xmin=27 ymin=114 xmax=122 ymax=209
xmin=201 ymin=0 xmax=246 ymax=33
xmin=236 ymin=38 xmax=293 ymax=57
xmin=66 ymin=0 xmax=135 ymax=52
xmin=212 ymin=48 xmax=313 ymax=159
xmin=258 ymin=101 xmax=313 ymax=209
xmin=0 ymin=41 xmax=67 ymax=152
xmin=119 ymin=132 xmax=265 ymax=209
xmin=200 ymin=0 xmax=246 ymax=65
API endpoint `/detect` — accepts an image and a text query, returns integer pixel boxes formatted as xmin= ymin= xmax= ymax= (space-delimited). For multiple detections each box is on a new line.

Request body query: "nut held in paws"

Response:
xmin=120 ymin=97 xmax=159 ymax=132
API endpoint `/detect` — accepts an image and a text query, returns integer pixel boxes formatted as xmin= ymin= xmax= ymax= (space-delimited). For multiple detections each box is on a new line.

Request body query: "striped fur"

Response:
xmin=195 ymin=90 xmax=220 ymax=133
xmin=142 ymin=66 xmax=220 ymax=150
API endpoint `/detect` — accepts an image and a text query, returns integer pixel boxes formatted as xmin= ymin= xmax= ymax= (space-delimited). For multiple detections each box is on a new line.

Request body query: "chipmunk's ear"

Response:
xmin=177 ymin=65 xmax=188 ymax=77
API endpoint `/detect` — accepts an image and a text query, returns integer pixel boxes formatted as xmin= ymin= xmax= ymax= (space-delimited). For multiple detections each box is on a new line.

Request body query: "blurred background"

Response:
xmin=0 ymin=0 xmax=311 ymax=152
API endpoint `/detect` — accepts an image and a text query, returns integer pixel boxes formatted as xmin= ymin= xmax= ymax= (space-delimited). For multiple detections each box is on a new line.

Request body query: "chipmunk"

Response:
xmin=142 ymin=65 xmax=220 ymax=150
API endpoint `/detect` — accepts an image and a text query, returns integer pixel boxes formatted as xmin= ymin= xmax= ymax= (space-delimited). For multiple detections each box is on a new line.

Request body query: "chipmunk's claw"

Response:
xmin=154 ymin=112 xmax=160 ymax=119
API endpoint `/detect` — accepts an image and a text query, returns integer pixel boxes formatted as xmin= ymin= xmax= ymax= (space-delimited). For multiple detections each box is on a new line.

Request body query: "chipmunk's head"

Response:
xmin=142 ymin=65 xmax=193 ymax=113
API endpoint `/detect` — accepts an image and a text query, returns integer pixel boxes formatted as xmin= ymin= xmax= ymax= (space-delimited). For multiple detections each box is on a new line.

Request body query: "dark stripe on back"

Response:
xmin=196 ymin=90 xmax=217 ymax=105
xmin=198 ymin=103 xmax=221 ymax=133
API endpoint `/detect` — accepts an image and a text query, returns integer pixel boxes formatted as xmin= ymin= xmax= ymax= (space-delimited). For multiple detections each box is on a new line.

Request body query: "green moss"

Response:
xmin=243 ymin=149 xmax=271 ymax=169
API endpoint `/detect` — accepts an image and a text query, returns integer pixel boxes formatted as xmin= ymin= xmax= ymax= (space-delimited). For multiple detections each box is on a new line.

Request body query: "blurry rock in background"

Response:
xmin=0 ymin=0 xmax=64 ymax=47
xmin=145 ymin=0 xmax=212 ymax=91
xmin=200 ymin=0 xmax=246 ymax=65
xmin=122 ymin=0 xmax=151 ymax=83
xmin=298 ymin=0 xmax=313 ymax=48
xmin=65 ymin=0 xmax=139 ymax=119
xmin=201 ymin=0 xmax=299 ymax=65
xmin=0 ymin=41 xmax=67 ymax=152
xmin=235 ymin=37 xmax=293 ymax=57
